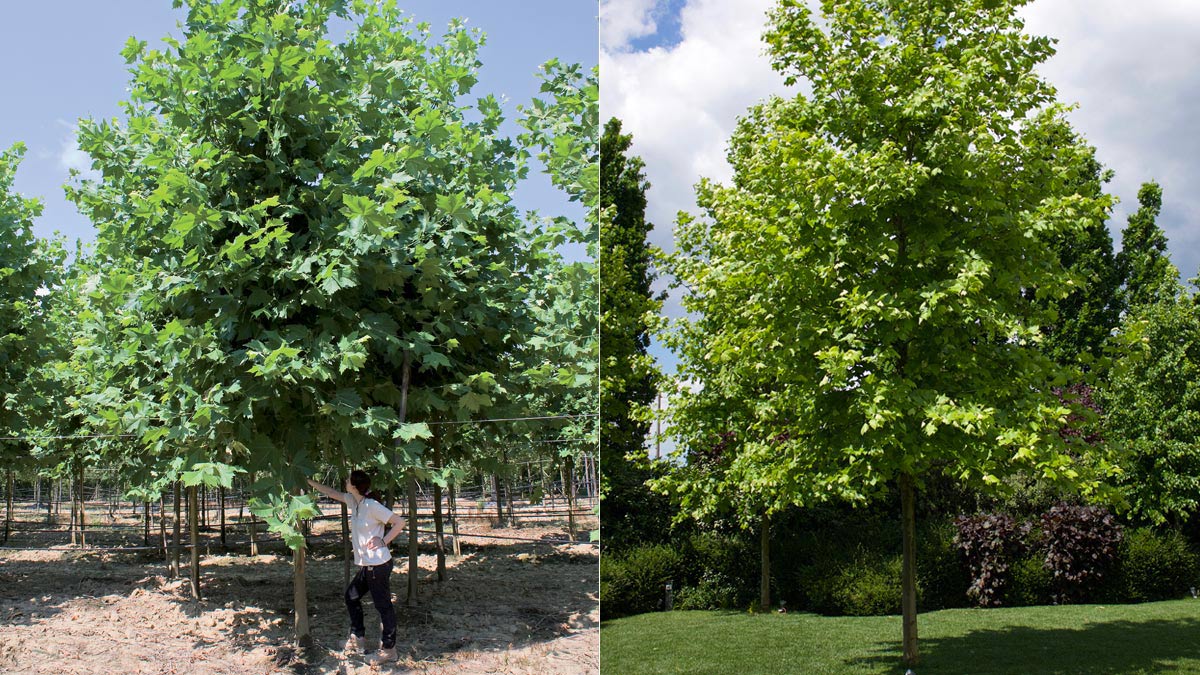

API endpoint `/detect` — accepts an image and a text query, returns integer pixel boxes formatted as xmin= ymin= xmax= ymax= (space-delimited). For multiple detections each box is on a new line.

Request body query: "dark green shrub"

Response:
xmin=1008 ymin=555 xmax=1053 ymax=606
xmin=675 ymin=573 xmax=741 ymax=610
xmin=600 ymin=544 xmax=685 ymax=619
xmin=799 ymin=548 xmax=904 ymax=616
xmin=918 ymin=521 xmax=970 ymax=610
xmin=682 ymin=531 xmax=756 ymax=603
xmin=1115 ymin=528 xmax=1200 ymax=602
xmin=835 ymin=555 xmax=904 ymax=616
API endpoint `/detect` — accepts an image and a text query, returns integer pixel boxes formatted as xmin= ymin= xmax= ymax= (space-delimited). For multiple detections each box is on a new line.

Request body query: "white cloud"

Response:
xmin=600 ymin=0 xmax=660 ymax=52
xmin=602 ymin=0 xmax=796 ymax=331
xmin=56 ymin=121 xmax=99 ymax=181
xmin=1020 ymin=0 xmax=1200 ymax=276
xmin=605 ymin=0 xmax=1200 ymax=310
xmin=601 ymin=0 xmax=795 ymax=239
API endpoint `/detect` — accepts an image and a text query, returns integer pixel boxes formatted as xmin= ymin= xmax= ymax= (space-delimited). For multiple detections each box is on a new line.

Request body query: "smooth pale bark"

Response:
xmin=432 ymin=436 xmax=446 ymax=581
xmin=900 ymin=472 xmax=919 ymax=667
xmin=80 ymin=463 xmax=87 ymax=547
xmin=448 ymin=484 xmax=461 ymax=557
xmin=407 ymin=470 xmax=420 ymax=605
xmin=69 ymin=466 xmax=77 ymax=547
xmin=492 ymin=474 xmax=504 ymax=526
xmin=294 ymin=542 xmax=312 ymax=646
xmin=188 ymin=485 xmax=201 ymax=600
xmin=248 ymin=472 xmax=258 ymax=556
xmin=3 ymin=470 xmax=12 ymax=544
xmin=171 ymin=482 xmax=181 ymax=577
xmin=159 ymin=495 xmax=168 ymax=562
xmin=566 ymin=456 xmax=579 ymax=539
xmin=760 ymin=514 xmax=771 ymax=610
xmin=341 ymin=502 xmax=351 ymax=587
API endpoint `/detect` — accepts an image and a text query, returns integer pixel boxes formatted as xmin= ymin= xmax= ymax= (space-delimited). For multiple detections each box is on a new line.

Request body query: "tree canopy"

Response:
xmin=661 ymin=0 xmax=1118 ymax=664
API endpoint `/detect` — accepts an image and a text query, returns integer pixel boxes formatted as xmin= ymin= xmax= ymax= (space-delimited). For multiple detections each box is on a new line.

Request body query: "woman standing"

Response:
xmin=307 ymin=471 xmax=406 ymax=663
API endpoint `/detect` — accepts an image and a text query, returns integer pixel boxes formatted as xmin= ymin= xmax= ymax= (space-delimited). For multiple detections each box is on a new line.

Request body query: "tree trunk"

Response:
xmin=760 ymin=514 xmax=771 ymax=610
xmin=433 ymin=436 xmax=446 ymax=581
xmin=294 ymin=540 xmax=312 ymax=647
xmin=79 ymin=462 xmax=87 ymax=548
xmin=69 ymin=464 xmax=78 ymax=547
xmin=171 ymin=481 xmax=181 ymax=578
xmin=143 ymin=500 xmax=151 ymax=547
xmin=449 ymin=483 xmax=461 ymax=557
xmin=188 ymin=485 xmax=200 ymax=600
xmin=492 ymin=474 xmax=504 ymax=527
xmin=565 ymin=456 xmax=577 ymax=540
xmin=248 ymin=472 xmax=258 ymax=556
xmin=219 ymin=486 xmax=227 ymax=550
xmin=389 ymin=353 xmax=413 ymax=512
xmin=159 ymin=495 xmax=168 ymax=562
xmin=341 ymin=501 xmax=351 ymax=587
xmin=900 ymin=472 xmax=919 ymax=667
xmin=406 ymin=470 xmax=420 ymax=605
xmin=503 ymin=451 xmax=516 ymax=527
xmin=4 ymin=469 xmax=12 ymax=544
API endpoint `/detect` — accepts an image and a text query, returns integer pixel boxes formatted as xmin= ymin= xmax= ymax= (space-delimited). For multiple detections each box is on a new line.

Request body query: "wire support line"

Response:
xmin=413 ymin=527 xmax=593 ymax=546
xmin=0 ymin=413 xmax=597 ymax=442
xmin=0 ymin=433 xmax=139 ymax=442
xmin=427 ymin=413 xmax=598 ymax=426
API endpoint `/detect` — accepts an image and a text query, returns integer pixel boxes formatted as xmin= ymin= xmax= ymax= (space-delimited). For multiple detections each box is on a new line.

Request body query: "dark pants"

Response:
xmin=345 ymin=559 xmax=396 ymax=649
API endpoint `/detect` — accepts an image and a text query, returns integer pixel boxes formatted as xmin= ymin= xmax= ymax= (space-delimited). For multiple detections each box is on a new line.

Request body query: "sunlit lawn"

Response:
xmin=601 ymin=600 xmax=1200 ymax=674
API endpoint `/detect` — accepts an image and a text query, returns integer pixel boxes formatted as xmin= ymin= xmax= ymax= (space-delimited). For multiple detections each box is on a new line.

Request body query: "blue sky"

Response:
xmin=0 ymin=1 xmax=598 ymax=250
xmin=602 ymin=0 xmax=1200 ymax=377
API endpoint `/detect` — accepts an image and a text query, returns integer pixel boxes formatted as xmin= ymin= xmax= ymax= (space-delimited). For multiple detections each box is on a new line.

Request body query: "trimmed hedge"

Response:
xmin=600 ymin=544 xmax=684 ymax=619
xmin=1114 ymin=528 xmax=1199 ymax=602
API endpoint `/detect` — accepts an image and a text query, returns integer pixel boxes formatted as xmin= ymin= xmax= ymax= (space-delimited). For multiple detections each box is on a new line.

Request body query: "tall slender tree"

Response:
xmin=1117 ymin=182 xmax=1177 ymax=308
xmin=1027 ymin=139 xmax=1122 ymax=369
xmin=599 ymin=118 xmax=666 ymax=551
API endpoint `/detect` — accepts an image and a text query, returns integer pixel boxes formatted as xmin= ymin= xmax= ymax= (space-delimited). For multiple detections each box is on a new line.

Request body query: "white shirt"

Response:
xmin=342 ymin=493 xmax=397 ymax=566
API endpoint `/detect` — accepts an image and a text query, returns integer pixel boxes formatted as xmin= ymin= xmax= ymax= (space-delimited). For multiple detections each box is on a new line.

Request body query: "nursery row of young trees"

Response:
xmin=0 ymin=0 xmax=597 ymax=646
xmin=600 ymin=0 xmax=1200 ymax=667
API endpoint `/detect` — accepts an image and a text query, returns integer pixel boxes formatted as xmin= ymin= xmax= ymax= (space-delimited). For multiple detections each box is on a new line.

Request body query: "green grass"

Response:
xmin=601 ymin=600 xmax=1200 ymax=674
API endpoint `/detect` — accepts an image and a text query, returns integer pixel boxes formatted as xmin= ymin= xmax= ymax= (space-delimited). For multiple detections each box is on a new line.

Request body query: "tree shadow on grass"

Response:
xmin=846 ymin=615 xmax=1200 ymax=674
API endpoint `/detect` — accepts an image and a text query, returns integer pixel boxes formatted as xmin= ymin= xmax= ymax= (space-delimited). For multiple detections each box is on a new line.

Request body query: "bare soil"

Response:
xmin=0 ymin=504 xmax=598 ymax=675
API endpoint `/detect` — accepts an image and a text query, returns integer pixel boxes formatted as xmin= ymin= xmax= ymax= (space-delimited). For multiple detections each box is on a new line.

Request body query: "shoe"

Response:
xmin=342 ymin=635 xmax=364 ymax=655
xmin=369 ymin=647 xmax=398 ymax=663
